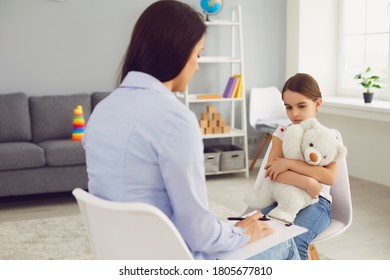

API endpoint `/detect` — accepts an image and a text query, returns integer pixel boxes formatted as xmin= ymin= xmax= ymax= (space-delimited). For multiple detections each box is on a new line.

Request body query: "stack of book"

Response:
xmin=222 ymin=74 xmax=243 ymax=98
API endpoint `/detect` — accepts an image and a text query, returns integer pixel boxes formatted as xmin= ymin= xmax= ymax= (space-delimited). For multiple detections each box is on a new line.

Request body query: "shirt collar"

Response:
xmin=120 ymin=71 xmax=175 ymax=98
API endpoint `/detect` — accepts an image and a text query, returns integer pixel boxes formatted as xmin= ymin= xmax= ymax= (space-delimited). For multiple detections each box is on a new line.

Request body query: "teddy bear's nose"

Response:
xmin=309 ymin=152 xmax=318 ymax=162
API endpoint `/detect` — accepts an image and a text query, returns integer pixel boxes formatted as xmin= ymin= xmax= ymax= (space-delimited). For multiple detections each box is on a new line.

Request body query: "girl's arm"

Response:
xmin=265 ymin=135 xmax=338 ymax=198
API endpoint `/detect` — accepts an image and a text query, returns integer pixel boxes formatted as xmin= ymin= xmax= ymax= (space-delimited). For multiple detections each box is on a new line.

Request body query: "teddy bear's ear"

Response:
xmin=332 ymin=129 xmax=348 ymax=162
xmin=300 ymin=117 xmax=321 ymax=130
xmin=334 ymin=143 xmax=347 ymax=162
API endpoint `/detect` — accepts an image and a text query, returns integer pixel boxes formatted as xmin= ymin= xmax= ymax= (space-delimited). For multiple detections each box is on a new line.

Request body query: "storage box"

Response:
xmin=203 ymin=147 xmax=220 ymax=174
xmin=209 ymin=145 xmax=245 ymax=171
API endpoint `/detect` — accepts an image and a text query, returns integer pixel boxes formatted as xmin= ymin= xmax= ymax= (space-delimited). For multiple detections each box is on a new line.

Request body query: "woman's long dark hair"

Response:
xmin=118 ymin=0 xmax=206 ymax=84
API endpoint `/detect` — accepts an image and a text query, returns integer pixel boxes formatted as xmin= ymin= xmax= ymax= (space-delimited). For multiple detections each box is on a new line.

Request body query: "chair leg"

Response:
xmin=249 ymin=133 xmax=271 ymax=171
xmin=307 ymin=244 xmax=320 ymax=260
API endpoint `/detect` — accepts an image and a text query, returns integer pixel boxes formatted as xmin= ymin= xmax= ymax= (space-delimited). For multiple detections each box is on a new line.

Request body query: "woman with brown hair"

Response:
xmin=83 ymin=0 xmax=299 ymax=260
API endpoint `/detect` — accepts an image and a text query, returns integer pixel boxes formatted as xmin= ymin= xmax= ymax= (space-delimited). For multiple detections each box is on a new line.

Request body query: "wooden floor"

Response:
xmin=1 ymin=167 xmax=389 ymax=260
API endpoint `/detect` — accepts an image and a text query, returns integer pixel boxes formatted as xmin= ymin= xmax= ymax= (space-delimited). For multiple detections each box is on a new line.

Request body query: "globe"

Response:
xmin=200 ymin=0 xmax=223 ymax=21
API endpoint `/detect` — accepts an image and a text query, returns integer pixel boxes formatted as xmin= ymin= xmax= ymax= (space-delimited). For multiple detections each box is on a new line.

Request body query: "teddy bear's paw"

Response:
xmin=268 ymin=208 xmax=296 ymax=223
xmin=243 ymin=189 xmax=274 ymax=209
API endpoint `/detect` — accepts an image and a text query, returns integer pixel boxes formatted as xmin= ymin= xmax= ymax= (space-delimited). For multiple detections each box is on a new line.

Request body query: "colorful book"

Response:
xmin=233 ymin=74 xmax=242 ymax=98
xmin=222 ymin=76 xmax=238 ymax=98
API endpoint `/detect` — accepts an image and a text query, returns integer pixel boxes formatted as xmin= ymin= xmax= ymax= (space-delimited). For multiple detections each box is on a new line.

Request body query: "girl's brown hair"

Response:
xmin=118 ymin=0 xmax=206 ymax=85
xmin=282 ymin=73 xmax=322 ymax=101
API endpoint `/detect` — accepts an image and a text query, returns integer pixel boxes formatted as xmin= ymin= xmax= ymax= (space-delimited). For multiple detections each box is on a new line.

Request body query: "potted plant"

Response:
xmin=354 ymin=67 xmax=381 ymax=103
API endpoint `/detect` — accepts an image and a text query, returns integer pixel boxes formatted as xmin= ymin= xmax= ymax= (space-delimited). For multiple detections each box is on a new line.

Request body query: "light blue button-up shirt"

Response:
xmin=83 ymin=71 xmax=248 ymax=259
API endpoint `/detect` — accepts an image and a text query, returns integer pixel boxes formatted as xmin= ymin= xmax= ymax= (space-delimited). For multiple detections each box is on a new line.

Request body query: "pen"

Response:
xmin=227 ymin=217 xmax=245 ymax=221
xmin=227 ymin=215 xmax=293 ymax=226
xmin=227 ymin=215 xmax=270 ymax=221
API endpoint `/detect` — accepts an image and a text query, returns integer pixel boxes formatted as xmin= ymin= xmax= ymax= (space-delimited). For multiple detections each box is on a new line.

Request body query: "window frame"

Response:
xmin=338 ymin=0 xmax=390 ymax=101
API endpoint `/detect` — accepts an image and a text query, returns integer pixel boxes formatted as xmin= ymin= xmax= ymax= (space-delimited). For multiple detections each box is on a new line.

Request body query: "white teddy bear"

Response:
xmin=244 ymin=118 xmax=347 ymax=223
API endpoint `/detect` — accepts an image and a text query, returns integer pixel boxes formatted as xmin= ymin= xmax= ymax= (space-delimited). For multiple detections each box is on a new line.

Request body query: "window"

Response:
xmin=339 ymin=0 xmax=390 ymax=100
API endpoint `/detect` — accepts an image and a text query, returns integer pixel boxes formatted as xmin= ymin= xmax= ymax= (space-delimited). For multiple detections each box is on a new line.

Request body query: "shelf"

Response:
xmin=198 ymin=56 xmax=241 ymax=63
xmin=205 ymin=168 xmax=246 ymax=176
xmin=202 ymin=128 xmax=245 ymax=139
xmin=181 ymin=5 xmax=248 ymax=177
xmin=205 ymin=20 xmax=239 ymax=26
xmin=176 ymin=93 xmax=243 ymax=103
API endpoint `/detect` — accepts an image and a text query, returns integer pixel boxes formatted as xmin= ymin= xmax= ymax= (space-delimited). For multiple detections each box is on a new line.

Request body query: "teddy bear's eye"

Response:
xmin=310 ymin=143 xmax=314 ymax=147
xmin=323 ymin=156 xmax=327 ymax=159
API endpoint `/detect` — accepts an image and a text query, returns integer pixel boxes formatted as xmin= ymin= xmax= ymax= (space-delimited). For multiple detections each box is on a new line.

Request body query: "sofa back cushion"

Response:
xmin=91 ymin=91 xmax=111 ymax=110
xmin=0 ymin=92 xmax=32 ymax=143
xmin=30 ymin=94 xmax=91 ymax=143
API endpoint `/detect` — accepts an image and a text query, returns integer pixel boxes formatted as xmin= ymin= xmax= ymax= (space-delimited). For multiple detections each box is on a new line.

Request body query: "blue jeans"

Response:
xmin=247 ymin=239 xmax=300 ymax=260
xmin=261 ymin=196 xmax=331 ymax=260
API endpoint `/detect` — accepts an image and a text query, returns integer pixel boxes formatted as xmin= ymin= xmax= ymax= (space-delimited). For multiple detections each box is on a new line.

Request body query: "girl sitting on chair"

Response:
xmin=260 ymin=73 xmax=340 ymax=259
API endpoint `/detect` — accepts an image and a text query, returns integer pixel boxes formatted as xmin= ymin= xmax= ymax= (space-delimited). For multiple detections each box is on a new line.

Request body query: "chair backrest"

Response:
xmin=249 ymin=87 xmax=286 ymax=128
xmin=72 ymin=188 xmax=193 ymax=260
xmin=251 ymin=131 xmax=352 ymax=229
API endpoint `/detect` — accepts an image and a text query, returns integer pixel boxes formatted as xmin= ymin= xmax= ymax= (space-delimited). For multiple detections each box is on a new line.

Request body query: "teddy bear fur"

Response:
xmin=244 ymin=118 xmax=347 ymax=223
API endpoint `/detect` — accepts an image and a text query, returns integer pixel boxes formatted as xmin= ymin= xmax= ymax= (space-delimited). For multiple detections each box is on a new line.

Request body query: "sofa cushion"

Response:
xmin=0 ymin=142 xmax=45 ymax=171
xmin=0 ymin=92 xmax=32 ymax=143
xmin=30 ymin=94 xmax=91 ymax=143
xmin=38 ymin=139 xmax=86 ymax=166
xmin=91 ymin=91 xmax=110 ymax=110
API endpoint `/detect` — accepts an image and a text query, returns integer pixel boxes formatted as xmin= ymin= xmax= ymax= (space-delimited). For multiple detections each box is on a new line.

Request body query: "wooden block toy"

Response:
xmin=205 ymin=127 xmax=213 ymax=134
xmin=200 ymin=112 xmax=210 ymax=120
xmin=199 ymin=120 xmax=208 ymax=128
xmin=208 ymin=120 xmax=217 ymax=127
xmin=213 ymin=127 xmax=222 ymax=134
xmin=222 ymin=126 xmax=231 ymax=134
xmin=217 ymin=119 xmax=226 ymax=127
xmin=207 ymin=105 xmax=217 ymax=113
xmin=198 ymin=106 xmax=230 ymax=135
xmin=212 ymin=112 xmax=221 ymax=120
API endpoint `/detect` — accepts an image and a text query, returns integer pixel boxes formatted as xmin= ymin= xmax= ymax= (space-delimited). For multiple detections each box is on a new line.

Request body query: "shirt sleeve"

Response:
xmin=273 ymin=125 xmax=288 ymax=141
xmin=158 ymin=108 xmax=249 ymax=258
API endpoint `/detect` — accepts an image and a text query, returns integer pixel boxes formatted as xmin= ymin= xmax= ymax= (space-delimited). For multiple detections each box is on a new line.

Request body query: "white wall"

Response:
xmin=318 ymin=113 xmax=390 ymax=187
xmin=286 ymin=0 xmax=390 ymax=187
xmin=0 ymin=0 xmax=156 ymax=95
xmin=0 ymin=0 xmax=286 ymax=97
xmin=0 ymin=0 xmax=287 ymax=159
xmin=286 ymin=0 xmax=338 ymax=96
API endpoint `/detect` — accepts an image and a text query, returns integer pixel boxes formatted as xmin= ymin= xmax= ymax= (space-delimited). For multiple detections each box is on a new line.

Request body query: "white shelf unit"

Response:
xmin=177 ymin=6 xmax=249 ymax=177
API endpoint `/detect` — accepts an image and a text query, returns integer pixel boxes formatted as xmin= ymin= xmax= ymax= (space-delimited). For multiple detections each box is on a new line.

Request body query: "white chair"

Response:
xmin=73 ymin=188 xmax=297 ymax=260
xmin=249 ymin=87 xmax=290 ymax=170
xmin=307 ymin=150 xmax=353 ymax=259
xmin=72 ymin=188 xmax=193 ymax=260
xmin=245 ymin=131 xmax=353 ymax=260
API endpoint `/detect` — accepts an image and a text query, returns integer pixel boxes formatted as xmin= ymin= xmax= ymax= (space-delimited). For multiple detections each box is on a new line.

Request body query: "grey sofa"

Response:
xmin=0 ymin=91 xmax=109 ymax=197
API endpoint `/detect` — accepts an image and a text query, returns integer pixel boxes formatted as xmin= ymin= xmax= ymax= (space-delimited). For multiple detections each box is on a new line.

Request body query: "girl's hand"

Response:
xmin=265 ymin=158 xmax=289 ymax=180
xmin=304 ymin=177 xmax=322 ymax=199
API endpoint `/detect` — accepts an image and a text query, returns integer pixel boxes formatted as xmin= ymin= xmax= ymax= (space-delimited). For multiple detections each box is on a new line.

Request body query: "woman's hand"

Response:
xmin=235 ymin=212 xmax=275 ymax=243
xmin=265 ymin=158 xmax=289 ymax=180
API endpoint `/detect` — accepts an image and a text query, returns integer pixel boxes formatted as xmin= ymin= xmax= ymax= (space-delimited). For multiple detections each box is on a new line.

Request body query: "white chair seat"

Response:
xmin=314 ymin=219 xmax=347 ymax=242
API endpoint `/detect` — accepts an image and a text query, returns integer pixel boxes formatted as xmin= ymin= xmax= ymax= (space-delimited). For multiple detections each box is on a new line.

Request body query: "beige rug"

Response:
xmin=0 ymin=201 xmax=239 ymax=260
